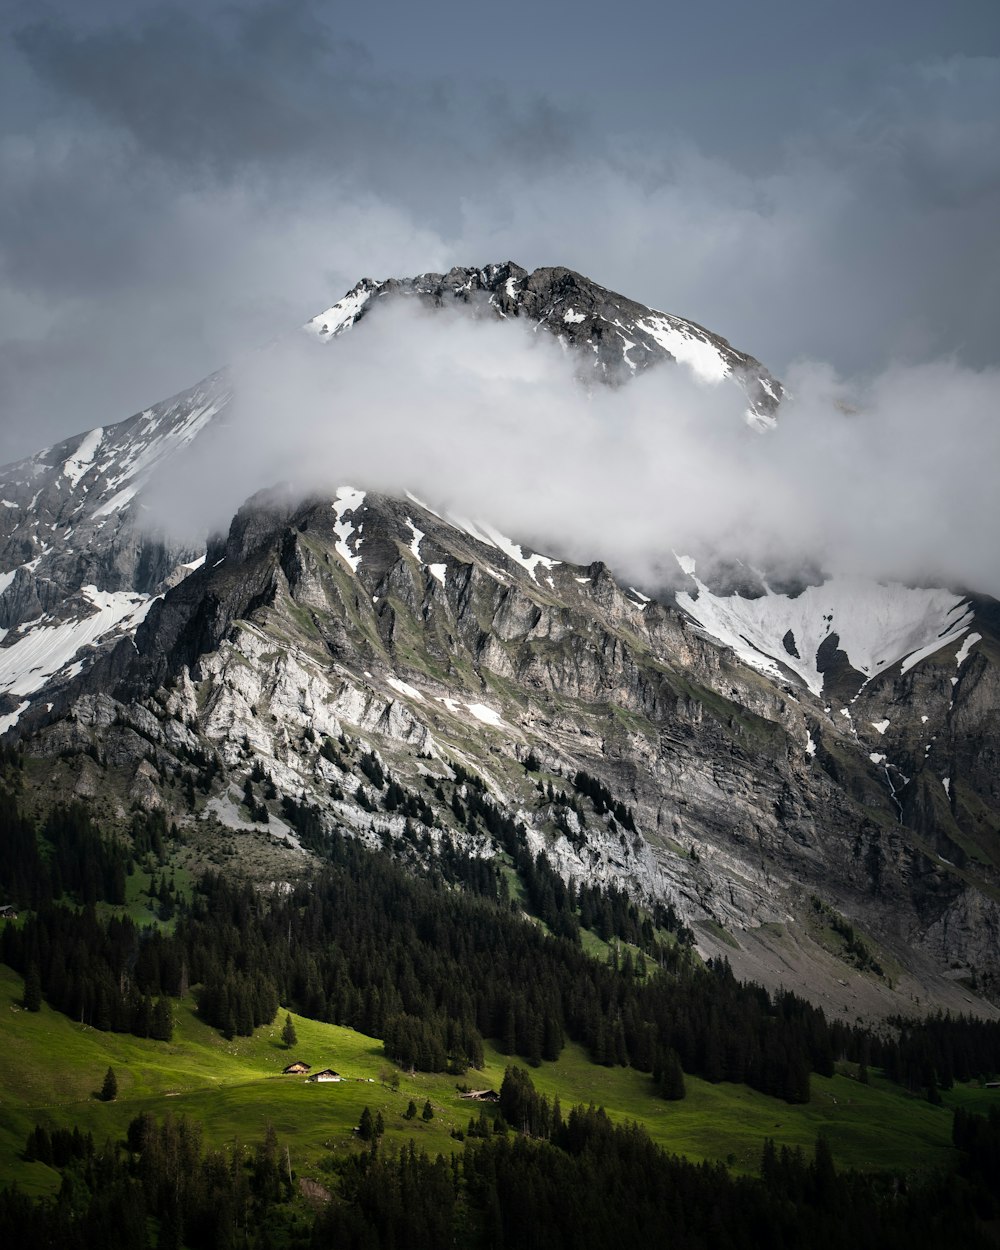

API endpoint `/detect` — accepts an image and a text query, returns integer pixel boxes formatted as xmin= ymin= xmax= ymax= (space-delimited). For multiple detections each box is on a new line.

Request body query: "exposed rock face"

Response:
xmin=12 ymin=485 xmax=1000 ymax=1019
xmin=314 ymin=262 xmax=783 ymax=427
xmin=0 ymin=373 xmax=226 ymax=628
xmin=1 ymin=263 xmax=998 ymax=1020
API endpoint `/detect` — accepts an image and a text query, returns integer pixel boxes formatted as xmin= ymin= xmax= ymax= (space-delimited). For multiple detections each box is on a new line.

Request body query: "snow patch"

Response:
xmin=405 ymin=518 xmax=424 ymax=560
xmin=0 ymin=586 xmax=155 ymax=697
xmin=467 ymin=702 xmax=504 ymax=727
xmin=91 ymin=484 xmax=139 ymax=517
xmin=899 ymin=622 xmax=973 ymax=675
xmin=746 ymin=406 xmax=778 ymax=432
xmin=332 ymin=486 xmax=365 ymax=573
xmin=871 ymin=720 xmax=890 ymax=735
xmin=477 ymin=523 xmax=560 ymax=584
xmin=449 ymin=514 xmax=498 ymax=549
xmin=305 ymin=284 xmax=378 ymax=339
xmin=639 ymin=314 xmax=730 ymax=384
xmin=62 ymin=428 xmax=104 ymax=486
xmin=562 ymin=307 xmax=586 ymax=324
xmin=387 ymin=676 xmax=424 ymax=702
xmin=449 ymin=515 xmax=559 ymax=584
xmin=677 ymin=573 xmax=973 ymax=697
xmin=96 ymin=397 xmax=222 ymax=499
xmin=428 ymin=563 xmax=447 ymax=587
xmin=0 ymin=700 xmax=30 ymax=735
xmin=405 ymin=490 xmax=444 ymax=520
xmin=955 ymin=632 xmax=982 ymax=668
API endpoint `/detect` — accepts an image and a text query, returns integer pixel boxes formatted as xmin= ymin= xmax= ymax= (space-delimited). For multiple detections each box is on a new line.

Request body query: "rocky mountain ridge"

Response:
xmin=0 ymin=263 xmax=779 ymax=676
xmin=306 ymin=262 xmax=784 ymax=426
xmin=1 ymin=264 xmax=998 ymax=1022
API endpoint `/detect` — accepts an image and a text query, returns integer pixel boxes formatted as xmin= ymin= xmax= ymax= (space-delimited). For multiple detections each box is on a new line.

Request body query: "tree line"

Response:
xmin=8 ymin=1092 xmax=996 ymax=1250
xmin=2 ymin=766 xmax=1000 ymax=1097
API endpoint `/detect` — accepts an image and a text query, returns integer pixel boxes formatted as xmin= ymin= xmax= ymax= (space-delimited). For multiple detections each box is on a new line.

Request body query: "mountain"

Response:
xmin=1 ymin=263 xmax=998 ymax=1021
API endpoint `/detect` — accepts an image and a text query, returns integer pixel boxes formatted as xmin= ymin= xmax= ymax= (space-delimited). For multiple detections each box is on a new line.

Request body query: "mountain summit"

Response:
xmin=305 ymin=263 xmax=784 ymax=426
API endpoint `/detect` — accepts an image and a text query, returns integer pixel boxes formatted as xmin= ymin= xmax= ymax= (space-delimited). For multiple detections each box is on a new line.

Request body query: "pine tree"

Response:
xmin=660 ymin=1048 xmax=686 ymax=1101
xmin=101 ymin=1066 xmax=118 ymax=1102
xmin=374 ymin=1110 xmax=385 ymax=1138
xmin=151 ymin=997 xmax=173 ymax=1042
xmin=404 ymin=1100 xmax=417 ymax=1120
xmin=23 ymin=964 xmax=41 ymax=1012
xmin=358 ymin=1107 xmax=374 ymax=1141
xmin=421 ymin=1099 xmax=434 ymax=1121
xmin=281 ymin=1012 xmax=297 ymax=1049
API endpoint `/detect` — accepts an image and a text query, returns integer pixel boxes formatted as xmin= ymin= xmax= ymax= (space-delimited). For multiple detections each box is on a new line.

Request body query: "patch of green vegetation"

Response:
xmin=605 ymin=700 xmax=659 ymax=740
xmin=282 ymin=599 xmax=325 ymax=643
xmin=697 ymin=917 xmax=741 ymax=950
xmin=806 ymin=895 xmax=890 ymax=982
xmin=669 ymin=673 xmax=786 ymax=753
xmin=498 ymin=857 xmax=529 ymax=910
xmin=951 ymin=780 xmax=1000 ymax=869
xmin=577 ymin=930 xmax=653 ymax=979
xmin=521 ymin=1042 xmax=959 ymax=1177
xmin=815 ymin=735 xmax=897 ymax=820
xmin=0 ymin=962 xmax=974 ymax=1198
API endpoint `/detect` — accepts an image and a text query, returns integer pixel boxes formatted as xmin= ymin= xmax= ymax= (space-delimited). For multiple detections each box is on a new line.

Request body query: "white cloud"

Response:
xmin=144 ymin=301 xmax=1000 ymax=598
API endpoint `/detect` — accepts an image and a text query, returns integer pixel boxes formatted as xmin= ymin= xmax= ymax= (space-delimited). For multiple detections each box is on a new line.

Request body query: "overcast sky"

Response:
xmin=1 ymin=0 xmax=998 ymax=462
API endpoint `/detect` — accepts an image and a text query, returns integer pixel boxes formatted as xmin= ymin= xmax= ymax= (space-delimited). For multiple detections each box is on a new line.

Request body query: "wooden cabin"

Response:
xmin=307 ymin=1068 xmax=342 ymax=1083
xmin=282 ymin=1061 xmax=311 ymax=1075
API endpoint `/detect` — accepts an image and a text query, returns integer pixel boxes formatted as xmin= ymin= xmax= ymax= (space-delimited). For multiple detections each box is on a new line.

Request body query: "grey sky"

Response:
xmin=1 ymin=0 xmax=998 ymax=461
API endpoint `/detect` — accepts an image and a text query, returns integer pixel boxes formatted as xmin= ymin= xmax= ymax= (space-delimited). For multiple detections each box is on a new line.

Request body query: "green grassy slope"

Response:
xmin=3 ymin=964 xmax=998 ymax=1202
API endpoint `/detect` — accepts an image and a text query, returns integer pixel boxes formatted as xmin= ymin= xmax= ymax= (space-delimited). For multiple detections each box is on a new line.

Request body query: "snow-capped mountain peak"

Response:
xmin=302 ymin=264 xmax=783 ymax=427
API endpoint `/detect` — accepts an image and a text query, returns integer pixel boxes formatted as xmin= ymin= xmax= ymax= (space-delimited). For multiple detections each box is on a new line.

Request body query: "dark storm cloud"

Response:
xmin=0 ymin=0 xmax=998 ymax=479
xmin=13 ymin=1 xmax=379 ymax=170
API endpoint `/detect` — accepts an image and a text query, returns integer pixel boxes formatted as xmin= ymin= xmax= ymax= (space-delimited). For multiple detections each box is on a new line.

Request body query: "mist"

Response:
xmin=144 ymin=300 xmax=1000 ymax=599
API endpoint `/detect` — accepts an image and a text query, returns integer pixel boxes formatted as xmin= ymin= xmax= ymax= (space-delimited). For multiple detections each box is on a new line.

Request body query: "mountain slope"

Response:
xmin=0 ymin=263 xmax=779 ymax=724
xmin=1 ymin=262 xmax=999 ymax=1019
xmin=9 ymin=482 xmax=998 ymax=1019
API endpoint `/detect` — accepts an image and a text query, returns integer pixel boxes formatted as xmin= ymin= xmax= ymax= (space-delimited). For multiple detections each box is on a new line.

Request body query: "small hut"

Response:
xmin=307 ymin=1068 xmax=342 ymax=1083
xmin=283 ymin=1061 xmax=311 ymax=1075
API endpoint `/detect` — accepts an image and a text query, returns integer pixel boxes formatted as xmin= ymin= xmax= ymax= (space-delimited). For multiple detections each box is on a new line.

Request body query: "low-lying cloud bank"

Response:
xmin=145 ymin=301 xmax=1000 ymax=599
